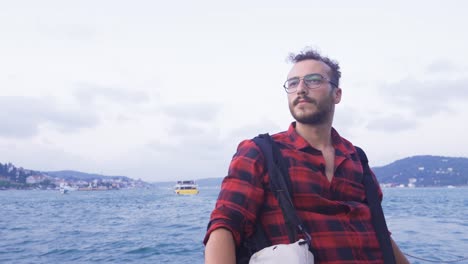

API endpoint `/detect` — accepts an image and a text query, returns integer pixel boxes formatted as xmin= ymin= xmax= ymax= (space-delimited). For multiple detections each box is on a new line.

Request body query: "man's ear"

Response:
xmin=334 ymin=87 xmax=342 ymax=104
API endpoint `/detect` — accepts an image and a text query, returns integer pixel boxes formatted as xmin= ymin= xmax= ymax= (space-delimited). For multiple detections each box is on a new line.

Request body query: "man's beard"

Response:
xmin=289 ymin=95 xmax=334 ymax=125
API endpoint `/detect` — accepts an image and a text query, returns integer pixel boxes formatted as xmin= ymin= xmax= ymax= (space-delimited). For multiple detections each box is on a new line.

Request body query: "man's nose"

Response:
xmin=296 ymin=79 xmax=308 ymax=94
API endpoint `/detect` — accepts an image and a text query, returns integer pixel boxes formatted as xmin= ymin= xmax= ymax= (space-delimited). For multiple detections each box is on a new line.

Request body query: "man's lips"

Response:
xmin=293 ymin=96 xmax=316 ymax=106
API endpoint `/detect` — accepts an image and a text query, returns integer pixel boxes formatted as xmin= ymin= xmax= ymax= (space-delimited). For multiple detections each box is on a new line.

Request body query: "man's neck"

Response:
xmin=295 ymin=122 xmax=333 ymax=151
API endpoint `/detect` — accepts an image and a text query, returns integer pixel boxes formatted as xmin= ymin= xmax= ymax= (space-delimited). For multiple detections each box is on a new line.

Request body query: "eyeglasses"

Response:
xmin=283 ymin=73 xmax=337 ymax=93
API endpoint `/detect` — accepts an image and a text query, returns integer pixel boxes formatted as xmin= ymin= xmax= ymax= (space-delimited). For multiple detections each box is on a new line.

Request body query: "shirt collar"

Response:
xmin=286 ymin=122 xmax=355 ymax=157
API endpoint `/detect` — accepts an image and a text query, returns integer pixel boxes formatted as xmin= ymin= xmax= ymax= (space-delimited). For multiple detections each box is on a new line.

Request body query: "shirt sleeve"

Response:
xmin=203 ymin=139 xmax=266 ymax=246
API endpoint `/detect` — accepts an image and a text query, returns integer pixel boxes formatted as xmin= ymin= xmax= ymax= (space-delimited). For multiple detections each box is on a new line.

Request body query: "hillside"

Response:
xmin=0 ymin=162 xmax=147 ymax=190
xmin=373 ymin=155 xmax=468 ymax=187
xmin=46 ymin=170 xmax=133 ymax=182
xmin=3 ymin=155 xmax=467 ymax=189
xmin=189 ymin=155 xmax=468 ymax=188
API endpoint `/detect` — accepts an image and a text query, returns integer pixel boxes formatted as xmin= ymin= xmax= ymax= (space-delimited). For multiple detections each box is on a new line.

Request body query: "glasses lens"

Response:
xmin=303 ymin=74 xmax=324 ymax=88
xmin=285 ymin=78 xmax=300 ymax=89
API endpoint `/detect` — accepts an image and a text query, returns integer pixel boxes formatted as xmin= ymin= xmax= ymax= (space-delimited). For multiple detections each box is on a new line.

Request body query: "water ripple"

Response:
xmin=1 ymin=187 xmax=466 ymax=263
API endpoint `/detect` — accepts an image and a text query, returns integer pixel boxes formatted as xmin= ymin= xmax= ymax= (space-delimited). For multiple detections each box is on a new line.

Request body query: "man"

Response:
xmin=204 ymin=48 xmax=409 ymax=263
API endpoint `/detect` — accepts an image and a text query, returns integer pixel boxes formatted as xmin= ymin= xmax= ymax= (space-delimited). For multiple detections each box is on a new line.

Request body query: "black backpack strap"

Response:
xmin=355 ymin=146 xmax=396 ymax=264
xmin=236 ymin=218 xmax=270 ymax=264
xmin=253 ymin=134 xmax=312 ymax=246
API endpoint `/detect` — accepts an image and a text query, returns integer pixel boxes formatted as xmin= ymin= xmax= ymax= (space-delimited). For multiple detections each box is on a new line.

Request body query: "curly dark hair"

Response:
xmin=288 ymin=48 xmax=341 ymax=87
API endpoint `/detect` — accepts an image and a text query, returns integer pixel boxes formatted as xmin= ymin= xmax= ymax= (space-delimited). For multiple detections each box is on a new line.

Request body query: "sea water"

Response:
xmin=1 ymin=187 xmax=467 ymax=264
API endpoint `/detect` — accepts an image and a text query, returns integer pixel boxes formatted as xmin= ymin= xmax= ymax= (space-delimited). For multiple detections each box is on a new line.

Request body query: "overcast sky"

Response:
xmin=1 ymin=0 xmax=467 ymax=182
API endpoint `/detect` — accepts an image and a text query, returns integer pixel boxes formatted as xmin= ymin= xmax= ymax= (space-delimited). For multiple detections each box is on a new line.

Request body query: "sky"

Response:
xmin=1 ymin=0 xmax=467 ymax=182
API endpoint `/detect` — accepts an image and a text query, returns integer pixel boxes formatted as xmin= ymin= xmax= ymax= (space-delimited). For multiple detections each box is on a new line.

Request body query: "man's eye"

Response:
xmin=287 ymin=79 xmax=300 ymax=87
xmin=304 ymin=75 xmax=323 ymax=85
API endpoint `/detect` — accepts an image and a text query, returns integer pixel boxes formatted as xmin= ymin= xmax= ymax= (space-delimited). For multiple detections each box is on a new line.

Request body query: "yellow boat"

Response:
xmin=174 ymin=180 xmax=199 ymax=195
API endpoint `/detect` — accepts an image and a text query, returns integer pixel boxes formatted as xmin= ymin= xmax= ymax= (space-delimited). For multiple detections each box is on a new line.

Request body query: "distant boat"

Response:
xmin=174 ymin=180 xmax=199 ymax=195
xmin=59 ymin=184 xmax=78 ymax=194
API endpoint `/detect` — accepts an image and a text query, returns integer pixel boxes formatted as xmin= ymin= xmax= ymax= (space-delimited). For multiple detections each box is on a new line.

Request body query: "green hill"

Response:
xmin=373 ymin=155 xmax=468 ymax=187
xmin=190 ymin=156 xmax=468 ymax=188
xmin=46 ymin=170 xmax=132 ymax=181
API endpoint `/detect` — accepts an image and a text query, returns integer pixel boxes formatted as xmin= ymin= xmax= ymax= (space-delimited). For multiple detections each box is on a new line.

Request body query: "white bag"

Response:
xmin=248 ymin=239 xmax=314 ymax=264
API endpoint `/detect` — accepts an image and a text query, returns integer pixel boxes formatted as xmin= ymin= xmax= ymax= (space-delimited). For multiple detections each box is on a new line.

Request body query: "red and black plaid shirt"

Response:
xmin=205 ymin=123 xmax=385 ymax=263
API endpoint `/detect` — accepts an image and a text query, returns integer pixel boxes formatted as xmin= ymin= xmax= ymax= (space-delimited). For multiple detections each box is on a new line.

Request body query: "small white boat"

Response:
xmin=174 ymin=180 xmax=199 ymax=195
xmin=59 ymin=184 xmax=78 ymax=194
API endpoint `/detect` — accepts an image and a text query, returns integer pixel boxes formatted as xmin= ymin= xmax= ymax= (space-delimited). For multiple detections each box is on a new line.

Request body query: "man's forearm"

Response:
xmin=205 ymin=228 xmax=236 ymax=264
xmin=391 ymin=237 xmax=410 ymax=264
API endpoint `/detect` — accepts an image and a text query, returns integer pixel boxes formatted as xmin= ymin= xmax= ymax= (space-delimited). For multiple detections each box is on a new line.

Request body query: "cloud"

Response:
xmin=228 ymin=119 xmax=283 ymax=141
xmin=107 ymin=147 xmax=230 ymax=182
xmin=364 ymin=62 xmax=468 ymax=133
xmin=73 ymin=83 xmax=150 ymax=106
xmin=144 ymin=102 xmax=225 ymax=153
xmin=0 ymin=96 xmax=99 ymax=138
xmin=162 ymin=102 xmax=221 ymax=123
xmin=0 ymin=139 xmax=98 ymax=173
xmin=130 ymin=120 xmax=285 ymax=181
xmin=380 ymin=78 xmax=468 ymax=116
xmin=366 ymin=114 xmax=418 ymax=132
xmin=166 ymin=122 xmax=212 ymax=139
xmin=43 ymin=110 xmax=99 ymax=133
xmin=426 ymin=60 xmax=458 ymax=74
xmin=334 ymin=105 xmax=363 ymax=136
xmin=71 ymin=83 xmax=154 ymax=124
xmin=149 ymin=123 xmax=225 ymax=158
xmin=110 ymin=128 xmax=231 ymax=181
